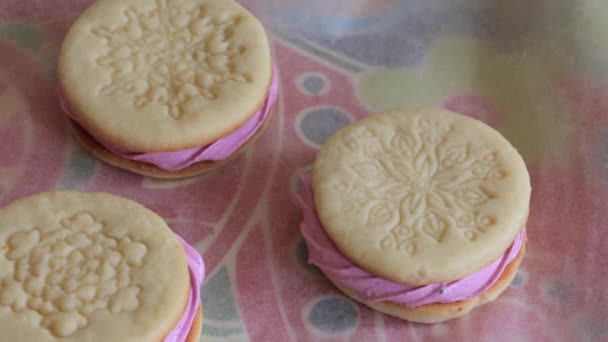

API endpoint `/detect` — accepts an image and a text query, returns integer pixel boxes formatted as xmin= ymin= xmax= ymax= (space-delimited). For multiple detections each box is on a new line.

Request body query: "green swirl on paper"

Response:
xmin=565 ymin=1 xmax=608 ymax=81
xmin=200 ymin=266 xmax=245 ymax=340
xmin=357 ymin=36 xmax=573 ymax=163
xmin=0 ymin=21 xmax=42 ymax=53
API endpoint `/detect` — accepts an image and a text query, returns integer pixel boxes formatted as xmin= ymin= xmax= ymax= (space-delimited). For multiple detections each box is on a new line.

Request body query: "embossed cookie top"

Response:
xmin=58 ymin=0 xmax=272 ymax=152
xmin=0 ymin=192 xmax=190 ymax=341
xmin=312 ymin=108 xmax=531 ymax=285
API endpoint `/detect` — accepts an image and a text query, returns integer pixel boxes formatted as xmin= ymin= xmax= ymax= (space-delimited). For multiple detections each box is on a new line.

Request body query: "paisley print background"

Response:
xmin=0 ymin=0 xmax=606 ymax=341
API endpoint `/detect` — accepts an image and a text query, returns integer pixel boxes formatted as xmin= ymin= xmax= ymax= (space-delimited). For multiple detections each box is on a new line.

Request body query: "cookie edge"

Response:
xmin=330 ymin=237 xmax=527 ymax=324
xmin=67 ymin=106 xmax=274 ymax=179
xmin=185 ymin=304 xmax=203 ymax=342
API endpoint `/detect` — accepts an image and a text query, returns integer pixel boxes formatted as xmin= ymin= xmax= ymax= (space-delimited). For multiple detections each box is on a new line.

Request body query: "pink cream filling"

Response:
xmin=163 ymin=236 xmax=205 ymax=342
xmin=298 ymin=175 xmax=525 ymax=307
xmin=58 ymin=66 xmax=278 ymax=171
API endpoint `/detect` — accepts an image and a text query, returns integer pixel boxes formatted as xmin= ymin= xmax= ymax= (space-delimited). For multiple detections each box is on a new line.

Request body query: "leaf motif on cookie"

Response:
xmin=368 ymin=203 xmax=394 ymax=225
xmin=343 ymin=139 xmax=360 ymax=154
xmin=351 ymin=162 xmax=387 ymax=180
xmin=442 ymin=144 xmax=468 ymax=167
xmin=390 ymin=131 xmax=420 ymax=157
xmin=421 ymin=212 xmax=448 ymax=242
xmin=455 ymin=187 xmax=489 ymax=206
xmin=93 ymin=0 xmax=250 ymax=119
xmin=338 ymin=118 xmax=504 ymax=252
xmin=0 ymin=212 xmax=148 ymax=337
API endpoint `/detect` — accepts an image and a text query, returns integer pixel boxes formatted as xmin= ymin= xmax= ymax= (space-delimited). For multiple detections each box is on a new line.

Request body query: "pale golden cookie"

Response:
xmin=58 ymin=0 xmax=272 ymax=152
xmin=0 ymin=192 xmax=191 ymax=341
xmin=313 ymin=108 xmax=531 ymax=285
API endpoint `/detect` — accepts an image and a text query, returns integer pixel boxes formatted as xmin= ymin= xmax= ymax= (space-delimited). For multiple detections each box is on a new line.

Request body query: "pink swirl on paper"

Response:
xmin=298 ymin=174 xmax=524 ymax=307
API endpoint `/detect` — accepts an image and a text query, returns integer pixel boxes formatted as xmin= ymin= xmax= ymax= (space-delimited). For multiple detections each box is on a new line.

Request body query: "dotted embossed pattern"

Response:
xmin=335 ymin=117 xmax=503 ymax=254
xmin=0 ymin=212 xmax=147 ymax=337
xmin=93 ymin=0 xmax=249 ymax=119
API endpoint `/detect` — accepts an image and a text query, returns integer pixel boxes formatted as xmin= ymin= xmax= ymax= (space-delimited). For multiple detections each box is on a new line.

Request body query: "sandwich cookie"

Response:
xmin=0 ymin=191 xmax=205 ymax=341
xmin=299 ymin=108 xmax=531 ymax=323
xmin=58 ymin=0 xmax=277 ymax=178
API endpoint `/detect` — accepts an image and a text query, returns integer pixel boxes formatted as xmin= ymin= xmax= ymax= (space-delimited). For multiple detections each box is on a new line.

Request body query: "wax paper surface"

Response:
xmin=0 ymin=0 xmax=606 ymax=341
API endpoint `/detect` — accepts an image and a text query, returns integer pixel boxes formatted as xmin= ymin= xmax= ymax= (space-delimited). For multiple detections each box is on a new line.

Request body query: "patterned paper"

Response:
xmin=0 ymin=0 xmax=606 ymax=341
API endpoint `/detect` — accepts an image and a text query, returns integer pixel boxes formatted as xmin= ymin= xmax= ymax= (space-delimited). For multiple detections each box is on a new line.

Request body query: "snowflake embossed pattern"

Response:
xmin=0 ymin=212 xmax=148 ymax=338
xmin=93 ymin=0 xmax=249 ymax=119
xmin=333 ymin=117 xmax=504 ymax=256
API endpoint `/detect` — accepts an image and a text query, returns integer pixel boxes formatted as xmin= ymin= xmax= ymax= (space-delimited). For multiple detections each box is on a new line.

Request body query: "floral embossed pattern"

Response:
xmin=333 ymin=117 xmax=504 ymax=255
xmin=93 ymin=0 xmax=249 ymax=119
xmin=0 ymin=212 xmax=147 ymax=337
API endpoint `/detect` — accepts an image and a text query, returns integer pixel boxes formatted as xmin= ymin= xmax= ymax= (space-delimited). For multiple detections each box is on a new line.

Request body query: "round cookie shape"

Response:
xmin=0 ymin=191 xmax=190 ymax=341
xmin=58 ymin=0 xmax=272 ymax=152
xmin=312 ymin=108 xmax=531 ymax=286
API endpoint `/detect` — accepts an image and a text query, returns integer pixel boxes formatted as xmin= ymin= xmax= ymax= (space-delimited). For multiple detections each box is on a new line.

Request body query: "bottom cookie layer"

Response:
xmin=185 ymin=305 xmax=203 ymax=342
xmin=68 ymin=108 xmax=274 ymax=179
xmin=330 ymin=238 xmax=526 ymax=324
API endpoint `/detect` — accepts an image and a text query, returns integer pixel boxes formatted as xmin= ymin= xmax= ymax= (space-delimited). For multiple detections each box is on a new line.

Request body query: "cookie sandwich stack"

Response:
xmin=58 ymin=0 xmax=277 ymax=178
xmin=299 ymin=108 xmax=531 ymax=323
